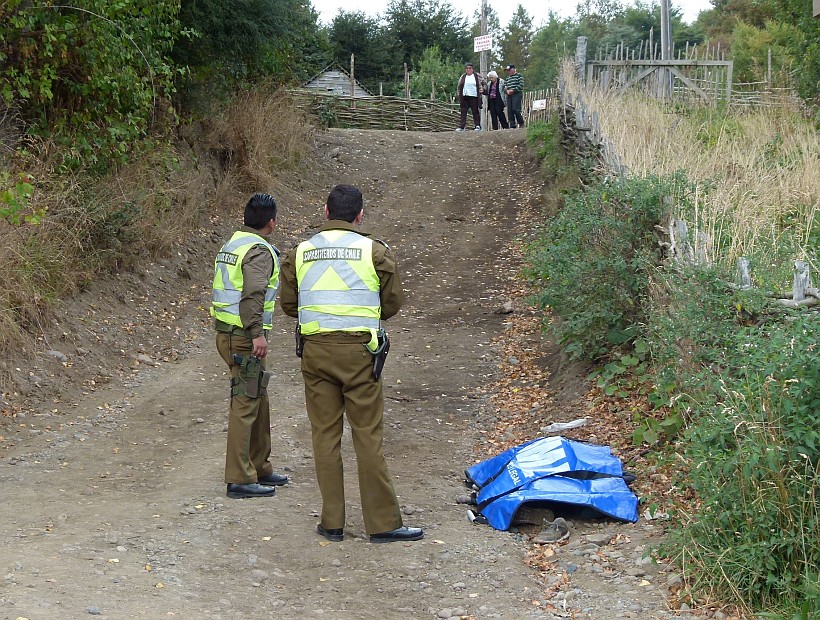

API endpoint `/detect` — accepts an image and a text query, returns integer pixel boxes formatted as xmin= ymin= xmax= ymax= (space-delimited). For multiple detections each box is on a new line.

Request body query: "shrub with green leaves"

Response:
xmin=664 ymin=311 xmax=819 ymax=617
xmin=523 ymin=174 xmax=690 ymax=360
xmin=1 ymin=0 xmax=181 ymax=169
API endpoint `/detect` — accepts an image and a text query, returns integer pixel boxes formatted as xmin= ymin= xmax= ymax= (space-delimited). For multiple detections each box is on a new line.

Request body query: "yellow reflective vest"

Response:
xmin=211 ymin=231 xmax=280 ymax=331
xmin=295 ymin=229 xmax=381 ymax=348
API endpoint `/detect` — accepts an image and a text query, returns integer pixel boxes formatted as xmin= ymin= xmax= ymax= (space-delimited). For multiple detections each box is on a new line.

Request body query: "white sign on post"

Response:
xmin=532 ymin=99 xmax=547 ymax=111
xmin=473 ymin=35 xmax=492 ymax=53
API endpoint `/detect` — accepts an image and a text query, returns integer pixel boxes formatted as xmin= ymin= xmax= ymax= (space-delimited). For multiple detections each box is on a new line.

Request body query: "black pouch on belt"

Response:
xmin=371 ymin=330 xmax=390 ymax=381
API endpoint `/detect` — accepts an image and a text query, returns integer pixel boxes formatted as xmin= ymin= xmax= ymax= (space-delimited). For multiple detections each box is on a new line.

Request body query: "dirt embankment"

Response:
xmin=0 ymin=128 xmax=690 ymax=620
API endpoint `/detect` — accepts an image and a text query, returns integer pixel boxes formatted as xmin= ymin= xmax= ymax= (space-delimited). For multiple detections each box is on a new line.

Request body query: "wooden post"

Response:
xmin=431 ymin=75 xmax=436 ymax=101
xmin=350 ymin=53 xmax=356 ymax=110
xmin=793 ymin=261 xmax=810 ymax=301
xmin=480 ymin=0 xmax=488 ymax=131
xmin=767 ymin=47 xmax=772 ymax=88
xmin=737 ymin=258 xmax=752 ymax=289
xmin=576 ymin=36 xmax=588 ymax=80
xmin=404 ymin=63 xmax=409 ymax=99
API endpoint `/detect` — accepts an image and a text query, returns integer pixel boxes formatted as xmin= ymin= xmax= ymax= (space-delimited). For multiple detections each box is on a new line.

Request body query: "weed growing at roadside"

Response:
xmin=523 ymin=174 xmax=689 ymax=360
xmin=663 ymin=312 xmax=819 ymax=617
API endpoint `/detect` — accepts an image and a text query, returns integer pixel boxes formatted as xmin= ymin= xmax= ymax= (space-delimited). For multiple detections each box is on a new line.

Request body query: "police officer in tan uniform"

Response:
xmin=279 ymin=184 xmax=423 ymax=543
xmin=211 ymin=193 xmax=289 ymax=498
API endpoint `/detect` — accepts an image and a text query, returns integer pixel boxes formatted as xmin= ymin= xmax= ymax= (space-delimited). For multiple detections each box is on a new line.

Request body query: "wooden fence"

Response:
xmin=582 ymin=37 xmax=799 ymax=108
xmin=293 ymin=88 xmax=558 ymax=132
xmin=557 ymin=67 xmax=816 ymax=311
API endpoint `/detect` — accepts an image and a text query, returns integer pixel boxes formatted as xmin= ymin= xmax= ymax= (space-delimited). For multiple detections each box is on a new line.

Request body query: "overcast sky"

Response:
xmin=309 ymin=0 xmax=713 ymax=27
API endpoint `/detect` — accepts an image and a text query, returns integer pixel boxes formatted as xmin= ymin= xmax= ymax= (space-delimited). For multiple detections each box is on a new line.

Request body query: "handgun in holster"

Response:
xmin=231 ymin=354 xmax=271 ymax=398
xmin=370 ymin=329 xmax=390 ymax=381
xmin=295 ymin=324 xmax=305 ymax=358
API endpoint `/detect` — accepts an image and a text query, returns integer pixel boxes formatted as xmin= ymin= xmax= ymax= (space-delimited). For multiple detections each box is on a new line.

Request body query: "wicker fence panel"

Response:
xmin=293 ymin=89 xmax=560 ymax=131
xmin=293 ymin=91 xmax=461 ymax=132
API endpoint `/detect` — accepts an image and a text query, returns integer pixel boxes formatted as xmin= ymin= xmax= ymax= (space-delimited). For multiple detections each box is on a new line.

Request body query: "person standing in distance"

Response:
xmin=279 ymin=184 xmax=423 ymax=544
xmin=211 ymin=193 xmax=290 ymax=499
xmin=504 ymin=64 xmax=525 ymax=129
xmin=456 ymin=62 xmax=484 ymax=132
xmin=485 ymin=70 xmax=509 ymax=130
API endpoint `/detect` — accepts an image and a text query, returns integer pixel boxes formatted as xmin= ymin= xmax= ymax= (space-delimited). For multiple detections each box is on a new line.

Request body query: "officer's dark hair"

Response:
xmin=326 ymin=184 xmax=363 ymax=222
xmin=244 ymin=193 xmax=278 ymax=229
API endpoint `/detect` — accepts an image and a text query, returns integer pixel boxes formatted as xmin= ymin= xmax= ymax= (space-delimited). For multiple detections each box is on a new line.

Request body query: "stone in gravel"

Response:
xmin=86 ymin=607 xmax=101 ymax=615
xmin=585 ymin=533 xmax=613 ymax=546
xmin=437 ymin=609 xmax=453 ymax=618
xmin=46 ymin=350 xmax=68 ymax=362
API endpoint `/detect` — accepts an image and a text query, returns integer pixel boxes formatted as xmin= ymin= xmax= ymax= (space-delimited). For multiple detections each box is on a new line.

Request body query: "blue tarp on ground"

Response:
xmin=464 ymin=436 xmax=639 ymax=530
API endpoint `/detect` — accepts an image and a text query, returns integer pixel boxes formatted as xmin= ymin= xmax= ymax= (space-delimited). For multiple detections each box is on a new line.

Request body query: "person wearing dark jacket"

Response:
xmin=504 ymin=64 xmax=525 ymax=129
xmin=456 ymin=63 xmax=484 ymax=132
xmin=485 ymin=71 xmax=509 ymax=130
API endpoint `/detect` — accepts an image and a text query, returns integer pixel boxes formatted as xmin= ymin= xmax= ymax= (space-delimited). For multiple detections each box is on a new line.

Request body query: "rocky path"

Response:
xmin=0 ymin=128 xmax=693 ymax=620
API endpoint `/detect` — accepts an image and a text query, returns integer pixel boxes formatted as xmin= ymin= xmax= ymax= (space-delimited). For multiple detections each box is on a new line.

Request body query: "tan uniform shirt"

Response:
xmin=279 ymin=220 xmax=403 ymax=323
xmin=237 ymin=225 xmax=275 ymax=339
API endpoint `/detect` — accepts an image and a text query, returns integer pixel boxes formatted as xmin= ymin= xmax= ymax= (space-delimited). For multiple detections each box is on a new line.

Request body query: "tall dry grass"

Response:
xmin=0 ymin=90 xmax=316 ymax=359
xmin=204 ymin=88 xmax=316 ymax=212
xmin=561 ymin=64 xmax=818 ymax=275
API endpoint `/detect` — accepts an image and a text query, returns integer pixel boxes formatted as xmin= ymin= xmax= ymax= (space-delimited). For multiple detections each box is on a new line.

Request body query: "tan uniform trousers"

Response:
xmin=301 ymin=337 xmax=402 ymax=535
xmin=216 ymin=332 xmax=274 ymax=484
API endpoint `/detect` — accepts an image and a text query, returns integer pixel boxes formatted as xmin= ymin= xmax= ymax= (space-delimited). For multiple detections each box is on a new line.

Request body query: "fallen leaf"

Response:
xmin=155 ymin=582 xmax=165 ymax=589
xmin=261 ymin=536 xmax=271 ymax=541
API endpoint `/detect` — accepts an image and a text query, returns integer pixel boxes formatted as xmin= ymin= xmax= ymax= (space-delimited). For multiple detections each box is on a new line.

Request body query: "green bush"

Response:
xmin=1 ymin=0 xmax=181 ymax=170
xmin=665 ymin=312 xmax=820 ymax=617
xmin=526 ymin=118 xmax=564 ymax=178
xmin=523 ymin=174 xmax=690 ymax=360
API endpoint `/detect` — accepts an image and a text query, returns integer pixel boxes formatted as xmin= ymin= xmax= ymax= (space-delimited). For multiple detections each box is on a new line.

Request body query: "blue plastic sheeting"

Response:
xmin=464 ymin=436 xmax=639 ymax=530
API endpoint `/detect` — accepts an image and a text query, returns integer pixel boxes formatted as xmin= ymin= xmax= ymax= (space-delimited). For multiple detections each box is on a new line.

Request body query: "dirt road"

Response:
xmin=0 ymin=128 xmax=683 ymax=620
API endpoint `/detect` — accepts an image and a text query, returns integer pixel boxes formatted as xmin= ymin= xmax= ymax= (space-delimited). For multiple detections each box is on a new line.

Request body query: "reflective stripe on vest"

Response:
xmin=211 ymin=231 xmax=280 ymax=330
xmin=295 ymin=230 xmax=381 ymax=338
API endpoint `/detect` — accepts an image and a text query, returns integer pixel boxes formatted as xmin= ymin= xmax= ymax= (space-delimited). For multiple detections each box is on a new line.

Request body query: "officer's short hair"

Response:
xmin=326 ymin=184 xmax=363 ymax=222
xmin=244 ymin=193 xmax=278 ymax=229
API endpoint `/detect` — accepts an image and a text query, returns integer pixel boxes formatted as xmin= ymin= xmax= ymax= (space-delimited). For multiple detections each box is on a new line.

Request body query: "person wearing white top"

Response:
xmin=456 ymin=63 xmax=484 ymax=132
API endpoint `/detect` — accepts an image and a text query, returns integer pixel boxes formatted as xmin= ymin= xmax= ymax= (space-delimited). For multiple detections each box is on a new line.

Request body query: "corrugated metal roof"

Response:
xmin=303 ymin=66 xmax=373 ymax=97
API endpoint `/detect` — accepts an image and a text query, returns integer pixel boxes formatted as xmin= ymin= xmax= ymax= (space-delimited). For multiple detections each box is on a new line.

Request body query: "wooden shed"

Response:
xmin=302 ymin=65 xmax=373 ymax=97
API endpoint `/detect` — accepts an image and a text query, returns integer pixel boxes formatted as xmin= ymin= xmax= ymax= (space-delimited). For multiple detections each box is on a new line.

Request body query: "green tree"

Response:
xmin=327 ymin=11 xmax=400 ymax=94
xmin=730 ymin=20 xmax=795 ymax=85
xmin=0 ymin=0 xmax=181 ymax=166
xmin=499 ymin=5 xmax=534 ymax=70
xmin=527 ymin=12 xmax=576 ymax=89
xmin=171 ymin=0 xmax=325 ymax=107
xmin=384 ymin=0 xmax=472 ymax=69
xmin=772 ymin=0 xmax=820 ymax=105
xmin=407 ymin=45 xmax=463 ymax=101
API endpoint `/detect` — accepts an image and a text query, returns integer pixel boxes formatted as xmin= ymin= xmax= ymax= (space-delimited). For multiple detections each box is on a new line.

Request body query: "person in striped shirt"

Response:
xmin=504 ymin=64 xmax=525 ymax=129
